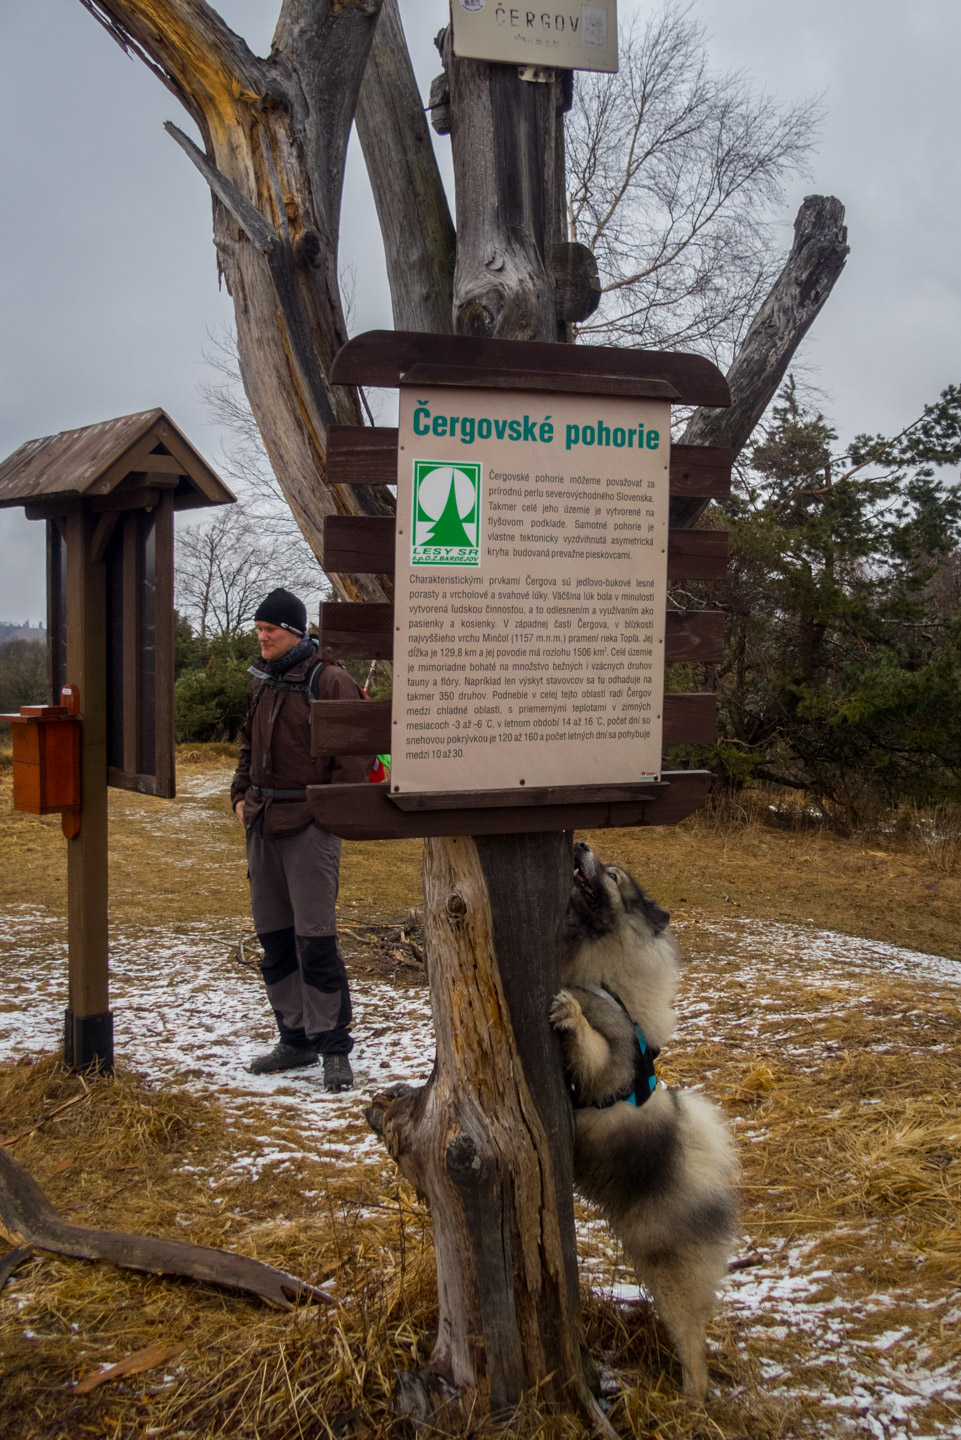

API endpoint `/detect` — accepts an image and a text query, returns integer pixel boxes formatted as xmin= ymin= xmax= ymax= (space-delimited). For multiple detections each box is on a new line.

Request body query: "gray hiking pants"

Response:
xmin=245 ymin=823 xmax=353 ymax=1055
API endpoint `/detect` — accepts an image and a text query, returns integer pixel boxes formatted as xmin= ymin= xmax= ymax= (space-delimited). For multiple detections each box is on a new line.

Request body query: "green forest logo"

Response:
xmin=411 ymin=460 xmax=482 ymax=567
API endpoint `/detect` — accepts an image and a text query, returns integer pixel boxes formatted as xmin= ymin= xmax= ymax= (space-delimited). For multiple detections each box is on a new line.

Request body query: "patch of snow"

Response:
xmin=3 ymin=820 xmax=961 ymax=1435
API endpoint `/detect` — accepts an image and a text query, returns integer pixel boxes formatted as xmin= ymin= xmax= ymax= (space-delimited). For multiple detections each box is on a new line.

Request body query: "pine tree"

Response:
xmin=698 ymin=380 xmax=961 ymax=827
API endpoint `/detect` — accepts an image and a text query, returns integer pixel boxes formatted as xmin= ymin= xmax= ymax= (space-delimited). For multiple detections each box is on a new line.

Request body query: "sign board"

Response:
xmin=48 ymin=502 xmax=175 ymax=798
xmin=451 ymin=0 xmax=618 ymax=74
xmin=392 ymin=384 xmax=669 ymax=795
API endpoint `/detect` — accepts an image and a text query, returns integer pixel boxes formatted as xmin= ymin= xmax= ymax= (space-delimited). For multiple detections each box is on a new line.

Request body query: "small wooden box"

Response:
xmin=4 ymin=706 xmax=80 ymax=814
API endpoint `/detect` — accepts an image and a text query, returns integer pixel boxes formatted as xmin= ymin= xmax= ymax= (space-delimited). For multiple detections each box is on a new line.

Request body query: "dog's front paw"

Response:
xmin=550 ymin=989 xmax=583 ymax=1033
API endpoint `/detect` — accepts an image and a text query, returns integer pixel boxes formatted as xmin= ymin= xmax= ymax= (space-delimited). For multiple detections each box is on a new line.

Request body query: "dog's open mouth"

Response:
xmin=572 ymin=857 xmax=602 ymax=909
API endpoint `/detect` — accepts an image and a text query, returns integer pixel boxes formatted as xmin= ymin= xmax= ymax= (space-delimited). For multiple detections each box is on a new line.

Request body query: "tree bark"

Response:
xmin=375 ymin=834 xmax=590 ymax=1422
xmin=79 ymin=0 xmax=394 ymax=605
xmin=355 ymin=0 xmax=456 ymax=335
xmin=447 ymin=44 xmax=562 ymax=342
xmin=671 ymin=194 xmax=850 ymax=528
xmin=366 ymin=55 xmax=599 ymax=1427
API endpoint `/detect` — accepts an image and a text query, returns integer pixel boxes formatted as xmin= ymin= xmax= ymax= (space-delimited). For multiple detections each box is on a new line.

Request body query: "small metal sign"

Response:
xmin=393 ymin=382 xmax=669 ymax=795
xmin=451 ymin=0 xmax=619 ymax=74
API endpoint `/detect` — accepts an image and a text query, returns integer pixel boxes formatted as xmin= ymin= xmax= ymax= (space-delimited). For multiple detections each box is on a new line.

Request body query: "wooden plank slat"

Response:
xmin=318 ymin=602 xmax=394 ymax=662
xmin=641 ymin=771 xmax=715 ymax=826
xmin=669 ymin=445 xmax=733 ymax=499
xmin=89 ymin=487 xmax=162 ymax=514
xmin=399 ymin=364 xmax=681 ymax=400
xmin=662 ymin=692 xmax=716 ymax=745
xmin=667 ymin=529 xmax=728 ymax=580
xmin=328 ymin=429 xmax=733 ymax=500
xmin=315 ymin=609 xmax=724 ymax=667
xmin=327 ymin=426 xmax=398 ymax=487
xmin=305 ymin=771 xmax=713 ymax=840
xmin=311 ymin=699 xmax=390 ymax=757
xmin=131 ymin=453 xmax=185 ymax=474
xmin=664 ymin=610 xmax=725 ymax=662
xmin=330 ymin=331 xmax=731 ymax=408
xmin=25 ymin=499 xmax=82 ymax=521
xmin=322 ymin=514 xmax=728 ymax=585
xmin=323 ymin=514 xmax=394 ymax=572
xmin=389 ymin=783 xmax=669 ymax=811
xmin=311 ymin=692 xmax=716 ymax=756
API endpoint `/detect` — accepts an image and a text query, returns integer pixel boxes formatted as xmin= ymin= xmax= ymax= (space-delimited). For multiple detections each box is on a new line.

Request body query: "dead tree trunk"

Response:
xmin=354 ymin=0 xmax=455 ymax=335
xmin=376 ymin=833 xmax=588 ymax=1422
xmin=671 ymin=195 xmax=850 ymax=528
xmin=367 ymin=52 xmax=601 ymax=1425
xmin=78 ymin=0 xmax=394 ymax=606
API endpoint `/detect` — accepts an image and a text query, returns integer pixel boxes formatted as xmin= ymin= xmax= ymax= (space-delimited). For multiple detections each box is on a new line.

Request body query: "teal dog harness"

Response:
xmin=578 ymin=983 xmax=659 ymax=1109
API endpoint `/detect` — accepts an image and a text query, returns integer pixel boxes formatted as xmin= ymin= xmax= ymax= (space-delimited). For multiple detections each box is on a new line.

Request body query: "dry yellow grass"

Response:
xmin=1 ymin=752 xmax=959 ymax=1438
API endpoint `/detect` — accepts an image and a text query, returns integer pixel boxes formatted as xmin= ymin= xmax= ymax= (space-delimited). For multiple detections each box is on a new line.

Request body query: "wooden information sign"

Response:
xmin=451 ymin=0 xmax=619 ymax=75
xmin=393 ymin=384 xmax=670 ymax=794
xmin=307 ymin=331 xmax=732 ymax=840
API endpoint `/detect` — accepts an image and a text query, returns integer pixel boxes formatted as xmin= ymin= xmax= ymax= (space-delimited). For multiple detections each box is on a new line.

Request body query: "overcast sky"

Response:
xmin=1 ymin=0 xmax=958 ymax=624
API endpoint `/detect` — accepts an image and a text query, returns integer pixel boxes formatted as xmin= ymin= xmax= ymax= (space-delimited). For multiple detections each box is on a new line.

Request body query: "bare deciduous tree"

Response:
xmin=568 ymin=2 xmax=822 ymax=360
xmin=176 ymin=504 xmax=326 ymax=639
xmin=0 ymin=637 xmax=48 ymax=718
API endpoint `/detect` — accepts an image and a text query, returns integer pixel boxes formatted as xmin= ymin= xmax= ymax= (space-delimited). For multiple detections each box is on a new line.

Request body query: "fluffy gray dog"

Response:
xmin=550 ymin=841 xmax=738 ymax=1401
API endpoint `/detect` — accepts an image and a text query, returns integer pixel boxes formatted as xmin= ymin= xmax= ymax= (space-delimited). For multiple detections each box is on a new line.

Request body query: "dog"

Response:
xmin=550 ymin=841 xmax=738 ymax=1401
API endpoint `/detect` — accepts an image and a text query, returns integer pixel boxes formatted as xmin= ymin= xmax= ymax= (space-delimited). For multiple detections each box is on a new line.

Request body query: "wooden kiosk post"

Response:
xmin=0 ymin=410 xmax=234 ymax=1072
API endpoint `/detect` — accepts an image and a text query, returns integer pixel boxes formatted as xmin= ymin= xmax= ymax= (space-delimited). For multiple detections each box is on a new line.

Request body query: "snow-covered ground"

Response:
xmin=2 ymin=765 xmax=959 ymax=1437
xmin=1 ymin=906 xmax=957 ymax=1169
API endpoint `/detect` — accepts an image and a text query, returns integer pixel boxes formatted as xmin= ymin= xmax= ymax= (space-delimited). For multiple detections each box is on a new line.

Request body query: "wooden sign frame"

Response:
xmin=47 ymin=497 xmax=176 ymax=797
xmin=307 ymin=331 xmax=732 ymax=840
xmin=0 ymin=407 xmax=234 ymax=1074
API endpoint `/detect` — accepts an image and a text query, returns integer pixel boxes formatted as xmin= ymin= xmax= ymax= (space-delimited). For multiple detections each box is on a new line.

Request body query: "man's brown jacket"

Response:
xmin=231 ymin=650 xmax=371 ymax=836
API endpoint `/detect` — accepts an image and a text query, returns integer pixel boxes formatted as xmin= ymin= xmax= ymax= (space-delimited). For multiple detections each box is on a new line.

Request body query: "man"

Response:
xmin=231 ymin=587 xmax=370 ymax=1090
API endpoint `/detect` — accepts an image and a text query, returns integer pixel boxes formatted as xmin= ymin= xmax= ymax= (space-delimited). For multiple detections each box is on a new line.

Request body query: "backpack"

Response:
xmin=246 ymin=656 xmax=388 ymax=783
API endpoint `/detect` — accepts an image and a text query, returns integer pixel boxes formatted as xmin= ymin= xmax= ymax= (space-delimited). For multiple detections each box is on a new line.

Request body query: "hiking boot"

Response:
xmin=248 ymin=1042 xmax=318 ymax=1075
xmin=323 ymin=1053 xmax=353 ymax=1092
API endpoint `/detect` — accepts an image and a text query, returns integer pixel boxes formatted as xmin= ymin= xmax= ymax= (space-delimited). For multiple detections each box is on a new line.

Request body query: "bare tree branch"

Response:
xmin=78 ymin=0 xmax=393 ymax=607
xmin=568 ymin=2 xmax=823 ymax=359
xmin=76 ymin=0 xmax=267 ymax=135
xmin=677 ymin=194 xmax=850 ymax=479
xmin=355 ymin=0 xmax=455 ymax=334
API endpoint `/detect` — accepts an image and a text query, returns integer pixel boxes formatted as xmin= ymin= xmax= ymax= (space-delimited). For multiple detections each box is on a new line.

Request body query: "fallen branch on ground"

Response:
xmin=0 ymin=1244 xmax=33 ymax=1288
xmin=74 ymin=1342 xmax=187 ymax=1396
xmin=0 ymin=1149 xmax=330 ymax=1311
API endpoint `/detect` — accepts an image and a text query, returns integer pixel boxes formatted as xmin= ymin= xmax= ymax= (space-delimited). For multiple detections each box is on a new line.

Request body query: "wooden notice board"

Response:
xmin=0 ymin=408 xmax=235 ymax=1073
xmin=305 ymin=331 xmax=733 ymax=841
xmin=392 ymin=384 xmax=670 ymax=794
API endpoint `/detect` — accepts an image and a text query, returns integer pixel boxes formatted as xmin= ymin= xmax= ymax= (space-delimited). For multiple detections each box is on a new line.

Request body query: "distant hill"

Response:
xmin=0 ymin=621 xmax=46 ymax=645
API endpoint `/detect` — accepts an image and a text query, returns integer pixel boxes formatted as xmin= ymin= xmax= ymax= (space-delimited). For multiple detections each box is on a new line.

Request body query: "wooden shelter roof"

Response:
xmin=0 ymin=408 xmax=235 ymax=512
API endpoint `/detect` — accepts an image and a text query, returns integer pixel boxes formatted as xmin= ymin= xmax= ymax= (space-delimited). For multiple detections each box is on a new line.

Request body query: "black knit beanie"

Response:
xmin=254 ymin=588 xmax=308 ymax=636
